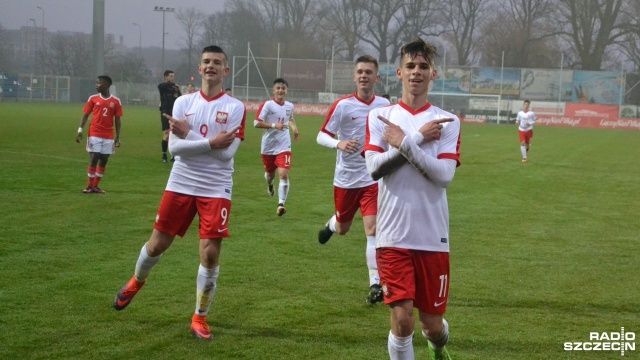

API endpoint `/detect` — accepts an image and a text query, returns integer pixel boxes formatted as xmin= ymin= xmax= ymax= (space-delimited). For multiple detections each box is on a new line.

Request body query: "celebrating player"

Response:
xmin=254 ymin=78 xmax=299 ymax=216
xmin=75 ymin=75 xmax=122 ymax=194
xmin=364 ymin=38 xmax=460 ymax=360
xmin=515 ymin=99 xmax=536 ymax=163
xmin=113 ymin=45 xmax=246 ymax=341
xmin=316 ymin=55 xmax=390 ymax=304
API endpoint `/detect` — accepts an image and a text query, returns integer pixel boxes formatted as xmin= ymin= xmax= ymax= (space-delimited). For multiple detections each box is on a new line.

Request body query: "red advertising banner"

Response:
xmin=536 ymin=115 xmax=640 ymax=130
xmin=565 ymin=103 xmax=619 ymax=120
xmin=245 ymin=102 xmax=330 ymax=116
xmin=243 ymin=101 xmax=639 ymax=129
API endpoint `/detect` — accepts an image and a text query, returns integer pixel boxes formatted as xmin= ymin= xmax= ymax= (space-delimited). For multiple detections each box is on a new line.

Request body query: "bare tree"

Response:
xmin=43 ymin=33 xmax=92 ymax=77
xmin=556 ymin=0 xmax=634 ymax=70
xmin=359 ymin=0 xmax=405 ymax=63
xmin=443 ymin=0 xmax=490 ymax=65
xmin=176 ymin=7 xmax=204 ymax=80
xmin=106 ymin=52 xmax=151 ymax=83
xmin=317 ymin=0 xmax=366 ymax=60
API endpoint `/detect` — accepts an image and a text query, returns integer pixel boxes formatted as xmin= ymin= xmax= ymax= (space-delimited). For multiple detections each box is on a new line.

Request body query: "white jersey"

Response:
xmin=517 ymin=110 xmax=536 ymax=131
xmin=320 ymin=93 xmax=390 ymax=189
xmin=365 ymin=102 xmax=461 ymax=252
xmin=255 ymin=99 xmax=295 ymax=155
xmin=167 ymin=91 xmax=246 ymax=199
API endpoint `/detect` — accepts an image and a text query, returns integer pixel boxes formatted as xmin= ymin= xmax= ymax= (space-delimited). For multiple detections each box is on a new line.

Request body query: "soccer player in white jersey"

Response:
xmin=364 ymin=38 xmax=460 ymax=360
xmin=112 ymin=45 xmax=246 ymax=342
xmin=316 ymin=55 xmax=390 ymax=304
xmin=516 ymin=99 xmax=536 ymax=163
xmin=254 ymin=78 xmax=300 ymax=216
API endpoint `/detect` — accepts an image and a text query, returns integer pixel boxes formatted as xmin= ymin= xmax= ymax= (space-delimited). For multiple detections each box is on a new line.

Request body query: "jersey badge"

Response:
xmin=216 ymin=111 xmax=228 ymax=124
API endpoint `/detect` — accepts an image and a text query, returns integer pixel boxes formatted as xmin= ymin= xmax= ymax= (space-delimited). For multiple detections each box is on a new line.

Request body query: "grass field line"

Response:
xmin=0 ymin=150 xmax=85 ymax=163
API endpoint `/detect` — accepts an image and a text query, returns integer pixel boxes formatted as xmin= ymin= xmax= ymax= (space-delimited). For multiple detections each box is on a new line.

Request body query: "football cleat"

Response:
xmin=113 ymin=275 xmax=145 ymax=310
xmin=92 ymin=187 xmax=106 ymax=194
xmin=522 ymin=158 xmax=527 ymax=163
xmin=170 ymin=156 xmax=175 ymax=162
xmin=276 ymin=204 xmax=286 ymax=216
xmin=428 ymin=342 xmax=452 ymax=360
xmin=264 ymin=173 xmax=274 ymax=196
xmin=318 ymin=224 xmax=334 ymax=244
xmin=82 ymin=187 xmax=93 ymax=194
xmin=367 ymin=284 xmax=384 ymax=304
xmin=190 ymin=314 xmax=213 ymax=341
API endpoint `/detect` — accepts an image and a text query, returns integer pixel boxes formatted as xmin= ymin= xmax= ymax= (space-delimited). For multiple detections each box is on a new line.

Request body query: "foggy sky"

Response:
xmin=1 ymin=0 xmax=226 ymax=50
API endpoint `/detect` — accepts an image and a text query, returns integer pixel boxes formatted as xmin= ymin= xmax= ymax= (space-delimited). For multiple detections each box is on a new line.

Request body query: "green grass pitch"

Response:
xmin=0 ymin=102 xmax=638 ymax=359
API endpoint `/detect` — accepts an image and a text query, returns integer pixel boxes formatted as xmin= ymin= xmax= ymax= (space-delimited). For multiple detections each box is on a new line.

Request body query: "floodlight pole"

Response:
xmin=154 ymin=6 xmax=175 ymax=75
xmin=133 ymin=23 xmax=142 ymax=54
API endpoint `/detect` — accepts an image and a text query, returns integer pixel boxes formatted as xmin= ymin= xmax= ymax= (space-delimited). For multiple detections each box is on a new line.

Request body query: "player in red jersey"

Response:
xmin=75 ymin=75 xmax=122 ymax=194
xmin=316 ymin=55 xmax=390 ymax=304
xmin=112 ymin=45 xmax=246 ymax=342
xmin=364 ymin=39 xmax=460 ymax=360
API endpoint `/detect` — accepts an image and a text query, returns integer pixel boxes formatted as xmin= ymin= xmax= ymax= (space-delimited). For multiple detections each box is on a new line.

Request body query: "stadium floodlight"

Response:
xmin=153 ymin=6 xmax=176 ymax=75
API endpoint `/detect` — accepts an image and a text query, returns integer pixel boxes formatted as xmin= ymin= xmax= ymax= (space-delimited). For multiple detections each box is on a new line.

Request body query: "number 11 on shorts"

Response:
xmin=438 ymin=274 xmax=448 ymax=298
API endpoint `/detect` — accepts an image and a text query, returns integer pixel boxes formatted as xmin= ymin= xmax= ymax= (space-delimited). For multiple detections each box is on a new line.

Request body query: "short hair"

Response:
xmin=163 ymin=70 xmax=174 ymax=77
xmin=523 ymin=99 xmax=531 ymax=104
xmin=202 ymin=45 xmax=228 ymax=66
xmin=273 ymin=78 xmax=288 ymax=87
xmin=97 ymin=75 xmax=112 ymax=85
xmin=355 ymin=55 xmax=379 ymax=70
xmin=400 ymin=38 xmax=438 ymax=68
xmin=382 ymin=94 xmax=390 ymax=100
xmin=225 ymin=88 xmax=231 ymax=92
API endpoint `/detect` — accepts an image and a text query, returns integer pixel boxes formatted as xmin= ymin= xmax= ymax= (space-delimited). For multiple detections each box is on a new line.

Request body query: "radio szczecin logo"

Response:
xmin=564 ymin=328 xmax=635 ymax=356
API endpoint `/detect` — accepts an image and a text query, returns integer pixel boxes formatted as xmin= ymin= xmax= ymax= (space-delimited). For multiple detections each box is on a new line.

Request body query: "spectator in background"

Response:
xmin=158 ymin=70 xmax=181 ymax=163
xmin=225 ymin=88 xmax=232 ymax=96
xmin=184 ymin=83 xmax=196 ymax=94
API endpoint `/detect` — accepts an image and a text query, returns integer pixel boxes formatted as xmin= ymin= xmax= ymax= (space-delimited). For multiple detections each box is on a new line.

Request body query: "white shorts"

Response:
xmin=86 ymin=136 xmax=115 ymax=154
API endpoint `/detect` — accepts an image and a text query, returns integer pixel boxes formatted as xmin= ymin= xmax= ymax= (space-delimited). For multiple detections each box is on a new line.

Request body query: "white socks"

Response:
xmin=328 ymin=215 xmax=337 ymax=232
xmin=388 ymin=331 xmax=414 ymax=360
xmin=422 ymin=318 xmax=450 ymax=350
xmin=520 ymin=145 xmax=527 ymax=159
xmin=366 ymin=235 xmax=379 ymax=286
xmin=195 ymin=264 xmax=219 ymax=316
xmin=278 ymin=178 xmax=289 ymax=205
xmin=134 ymin=244 xmax=162 ymax=282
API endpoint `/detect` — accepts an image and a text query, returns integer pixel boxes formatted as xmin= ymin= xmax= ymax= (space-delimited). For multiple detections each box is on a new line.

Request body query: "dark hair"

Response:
xmin=225 ymin=88 xmax=231 ymax=92
xmin=523 ymin=99 xmax=531 ymax=104
xmin=400 ymin=38 xmax=438 ymax=68
xmin=273 ymin=78 xmax=288 ymax=87
xmin=97 ymin=75 xmax=112 ymax=85
xmin=187 ymin=83 xmax=194 ymax=87
xmin=202 ymin=45 xmax=228 ymax=65
xmin=356 ymin=55 xmax=379 ymax=70
xmin=382 ymin=94 xmax=390 ymax=100
xmin=163 ymin=70 xmax=174 ymax=77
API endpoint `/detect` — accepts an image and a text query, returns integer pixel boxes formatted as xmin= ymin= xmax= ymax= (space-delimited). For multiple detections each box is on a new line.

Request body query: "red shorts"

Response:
xmin=261 ymin=152 xmax=292 ymax=173
xmin=154 ymin=191 xmax=232 ymax=239
xmin=334 ymin=183 xmax=378 ymax=223
xmin=519 ymin=130 xmax=533 ymax=144
xmin=376 ymin=248 xmax=450 ymax=314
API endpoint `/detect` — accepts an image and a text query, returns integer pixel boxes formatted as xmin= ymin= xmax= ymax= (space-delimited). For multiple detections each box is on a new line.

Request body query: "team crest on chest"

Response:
xmin=110 ymin=103 xmax=115 ymax=109
xmin=216 ymin=111 xmax=228 ymax=124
